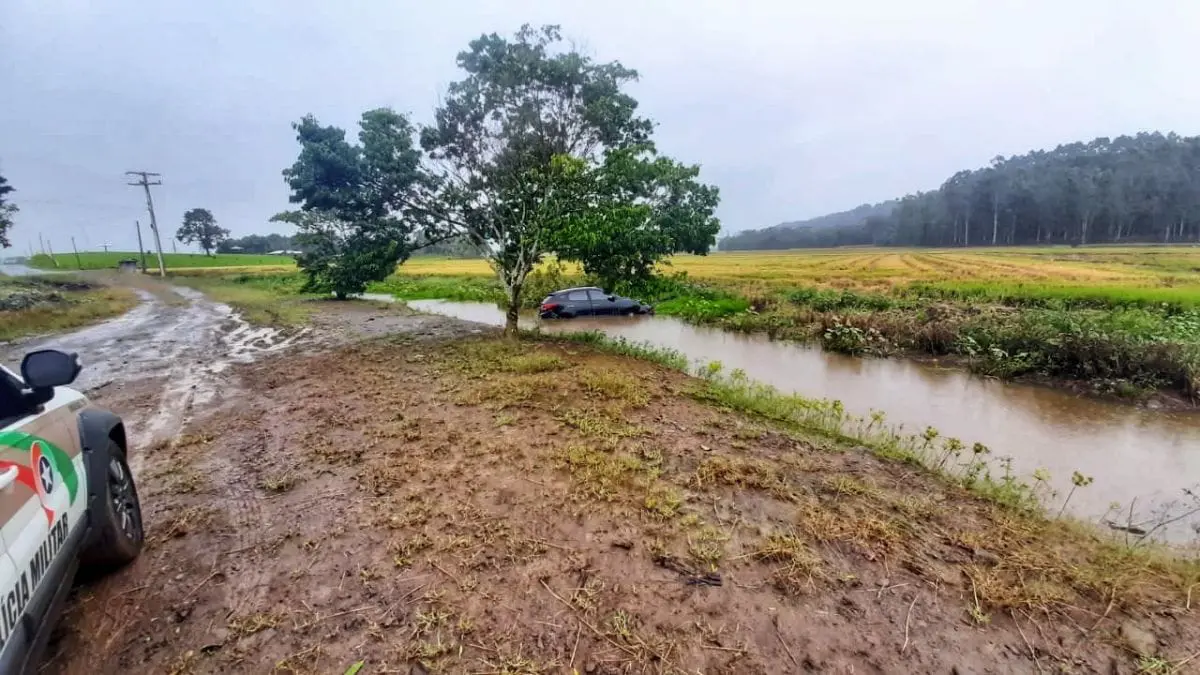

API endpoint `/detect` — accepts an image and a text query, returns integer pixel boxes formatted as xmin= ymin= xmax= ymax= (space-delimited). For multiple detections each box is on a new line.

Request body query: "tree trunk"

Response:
xmin=991 ymin=196 xmax=999 ymax=246
xmin=964 ymin=213 xmax=970 ymax=247
xmin=504 ymin=282 xmax=522 ymax=337
xmin=1080 ymin=216 xmax=1088 ymax=245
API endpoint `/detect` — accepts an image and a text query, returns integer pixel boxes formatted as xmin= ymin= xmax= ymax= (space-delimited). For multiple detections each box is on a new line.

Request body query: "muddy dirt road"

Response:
xmin=2 ymin=283 xmax=309 ymax=475
xmin=2 ymin=283 xmax=473 ymax=476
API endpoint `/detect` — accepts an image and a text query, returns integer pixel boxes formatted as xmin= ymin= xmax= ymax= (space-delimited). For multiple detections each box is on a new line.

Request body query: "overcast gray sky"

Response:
xmin=2 ymin=0 xmax=1199 ymax=253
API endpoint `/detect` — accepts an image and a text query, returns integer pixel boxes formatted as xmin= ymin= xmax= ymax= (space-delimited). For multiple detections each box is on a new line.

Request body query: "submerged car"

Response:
xmin=0 ymin=350 xmax=144 ymax=673
xmin=539 ymin=287 xmax=653 ymax=318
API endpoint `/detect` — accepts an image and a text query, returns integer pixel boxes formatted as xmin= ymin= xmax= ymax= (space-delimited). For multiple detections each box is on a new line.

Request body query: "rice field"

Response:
xmin=397 ymin=246 xmax=1200 ymax=304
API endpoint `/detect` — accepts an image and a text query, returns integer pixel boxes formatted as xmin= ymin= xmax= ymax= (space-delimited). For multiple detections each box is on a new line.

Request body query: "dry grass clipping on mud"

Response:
xmin=45 ymin=336 xmax=1200 ymax=674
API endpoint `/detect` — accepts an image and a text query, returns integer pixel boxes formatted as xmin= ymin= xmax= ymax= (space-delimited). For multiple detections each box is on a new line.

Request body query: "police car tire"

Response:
xmin=80 ymin=441 xmax=143 ymax=569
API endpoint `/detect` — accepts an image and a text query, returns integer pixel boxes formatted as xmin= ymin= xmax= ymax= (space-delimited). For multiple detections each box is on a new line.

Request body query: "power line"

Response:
xmin=126 ymin=171 xmax=167 ymax=277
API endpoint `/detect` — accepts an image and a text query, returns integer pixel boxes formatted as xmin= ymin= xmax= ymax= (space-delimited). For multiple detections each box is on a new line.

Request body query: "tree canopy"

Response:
xmin=0 ymin=171 xmax=16 ymax=249
xmin=176 ymin=208 xmax=229 ymax=255
xmin=722 ymin=132 xmax=1200 ymax=250
xmin=420 ymin=24 xmax=720 ymax=332
xmin=280 ymin=109 xmax=434 ymax=298
xmin=278 ymin=25 xmax=721 ymax=314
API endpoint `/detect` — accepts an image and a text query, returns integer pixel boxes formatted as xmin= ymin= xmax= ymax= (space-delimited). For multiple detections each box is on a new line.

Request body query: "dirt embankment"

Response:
xmin=39 ymin=317 xmax=1198 ymax=673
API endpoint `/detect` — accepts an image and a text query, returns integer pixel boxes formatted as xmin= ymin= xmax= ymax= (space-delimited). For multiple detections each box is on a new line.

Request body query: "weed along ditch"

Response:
xmin=403 ymin=298 xmax=1200 ymax=540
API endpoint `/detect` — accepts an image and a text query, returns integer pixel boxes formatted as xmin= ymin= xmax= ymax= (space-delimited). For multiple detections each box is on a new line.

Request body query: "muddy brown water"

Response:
xmin=401 ymin=298 xmax=1200 ymax=542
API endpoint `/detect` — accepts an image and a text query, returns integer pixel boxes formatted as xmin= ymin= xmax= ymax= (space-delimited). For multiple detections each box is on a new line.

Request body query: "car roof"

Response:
xmin=552 ymin=286 xmax=603 ymax=293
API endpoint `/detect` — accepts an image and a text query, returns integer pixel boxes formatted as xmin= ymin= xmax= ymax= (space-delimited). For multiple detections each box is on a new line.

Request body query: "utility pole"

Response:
xmin=135 ymin=220 xmax=148 ymax=272
xmin=38 ymin=233 xmax=46 ymax=255
xmin=70 ymin=237 xmax=83 ymax=269
xmin=46 ymin=241 xmax=58 ymax=267
xmin=126 ymin=171 xmax=167 ymax=276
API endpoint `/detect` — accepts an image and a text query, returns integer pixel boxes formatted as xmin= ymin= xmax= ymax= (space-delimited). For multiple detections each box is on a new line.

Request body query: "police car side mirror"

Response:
xmin=21 ymin=349 xmax=82 ymax=391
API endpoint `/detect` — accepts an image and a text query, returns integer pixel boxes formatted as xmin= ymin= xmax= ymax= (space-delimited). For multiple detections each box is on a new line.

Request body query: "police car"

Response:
xmin=0 ymin=349 xmax=144 ymax=673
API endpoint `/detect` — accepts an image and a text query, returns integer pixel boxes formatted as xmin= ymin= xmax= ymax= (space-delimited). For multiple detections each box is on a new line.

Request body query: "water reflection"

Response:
xmin=407 ymin=299 xmax=1200 ymax=539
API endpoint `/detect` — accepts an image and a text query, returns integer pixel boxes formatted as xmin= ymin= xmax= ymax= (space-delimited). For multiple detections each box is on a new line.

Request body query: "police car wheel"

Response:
xmin=80 ymin=440 xmax=143 ymax=569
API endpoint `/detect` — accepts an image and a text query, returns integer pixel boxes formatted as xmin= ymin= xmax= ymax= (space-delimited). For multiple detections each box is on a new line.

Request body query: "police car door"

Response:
xmin=0 ymin=369 xmax=85 ymax=648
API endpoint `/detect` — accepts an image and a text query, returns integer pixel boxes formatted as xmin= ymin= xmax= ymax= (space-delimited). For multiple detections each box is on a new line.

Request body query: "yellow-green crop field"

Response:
xmin=161 ymin=245 xmax=1200 ymax=306
xmin=398 ymin=245 xmax=1200 ymax=295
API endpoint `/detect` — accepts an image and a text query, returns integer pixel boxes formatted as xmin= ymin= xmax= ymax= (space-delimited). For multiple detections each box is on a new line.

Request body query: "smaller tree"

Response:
xmin=177 ymin=208 xmax=229 ymax=255
xmin=281 ymin=109 xmax=438 ymax=299
xmin=271 ymin=209 xmax=405 ymax=299
xmin=0 ymin=171 xmax=16 ymax=249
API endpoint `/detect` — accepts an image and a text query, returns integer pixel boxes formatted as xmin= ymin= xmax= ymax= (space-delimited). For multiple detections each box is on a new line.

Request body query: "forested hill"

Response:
xmin=720 ymin=132 xmax=1200 ymax=250
xmin=720 ymin=201 xmax=897 ymax=250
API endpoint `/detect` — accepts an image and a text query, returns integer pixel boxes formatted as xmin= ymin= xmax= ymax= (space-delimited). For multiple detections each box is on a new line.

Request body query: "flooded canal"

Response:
xmin=406 ymin=299 xmax=1200 ymax=541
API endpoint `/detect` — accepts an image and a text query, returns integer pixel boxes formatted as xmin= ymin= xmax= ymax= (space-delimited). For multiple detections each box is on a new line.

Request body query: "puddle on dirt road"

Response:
xmin=403 ymin=298 xmax=1200 ymax=541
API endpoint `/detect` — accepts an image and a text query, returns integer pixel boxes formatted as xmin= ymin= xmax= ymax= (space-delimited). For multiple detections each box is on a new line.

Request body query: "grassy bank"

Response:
xmin=169 ymin=272 xmax=315 ymax=326
xmin=0 ymin=276 xmax=138 ymax=341
xmin=30 ymin=251 xmax=295 ymax=271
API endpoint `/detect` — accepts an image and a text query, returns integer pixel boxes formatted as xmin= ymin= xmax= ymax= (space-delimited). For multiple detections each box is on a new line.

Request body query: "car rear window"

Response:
xmin=567 ymin=291 xmax=588 ymax=301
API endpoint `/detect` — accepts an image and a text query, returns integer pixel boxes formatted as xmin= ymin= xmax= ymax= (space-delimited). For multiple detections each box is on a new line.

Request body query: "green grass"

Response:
xmin=169 ymin=272 xmax=315 ymax=326
xmin=538 ymin=331 xmax=690 ymax=371
xmin=367 ymin=275 xmax=504 ymax=304
xmin=30 ymin=252 xmax=295 ymax=271
xmin=0 ymin=277 xmax=139 ymax=341
xmin=906 ymin=280 xmax=1200 ymax=310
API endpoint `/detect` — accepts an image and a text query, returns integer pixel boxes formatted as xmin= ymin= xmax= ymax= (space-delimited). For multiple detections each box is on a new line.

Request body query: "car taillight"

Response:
xmin=541 ymin=302 xmax=560 ymax=311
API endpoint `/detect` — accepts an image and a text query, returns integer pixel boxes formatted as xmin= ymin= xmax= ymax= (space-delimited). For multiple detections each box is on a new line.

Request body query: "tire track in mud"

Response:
xmin=10 ymin=284 xmax=313 ymax=476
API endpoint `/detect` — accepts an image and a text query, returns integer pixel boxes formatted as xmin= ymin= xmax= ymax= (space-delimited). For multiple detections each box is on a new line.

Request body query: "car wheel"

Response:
xmin=81 ymin=440 xmax=144 ymax=569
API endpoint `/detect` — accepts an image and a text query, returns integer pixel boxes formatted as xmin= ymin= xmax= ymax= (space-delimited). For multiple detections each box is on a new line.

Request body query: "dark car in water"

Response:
xmin=539 ymin=287 xmax=653 ymax=318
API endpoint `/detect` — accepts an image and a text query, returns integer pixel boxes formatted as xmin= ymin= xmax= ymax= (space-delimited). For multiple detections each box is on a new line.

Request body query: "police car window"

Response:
xmin=0 ymin=369 xmax=26 ymax=422
xmin=567 ymin=291 xmax=588 ymax=301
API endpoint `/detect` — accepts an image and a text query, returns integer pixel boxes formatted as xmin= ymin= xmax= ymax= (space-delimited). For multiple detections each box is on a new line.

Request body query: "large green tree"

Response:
xmin=0 ymin=172 xmax=16 ymax=248
xmin=177 ymin=208 xmax=229 ymax=255
xmin=281 ymin=109 xmax=437 ymax=298
xmin=421 ymin=25 xmax=719 ymax=334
